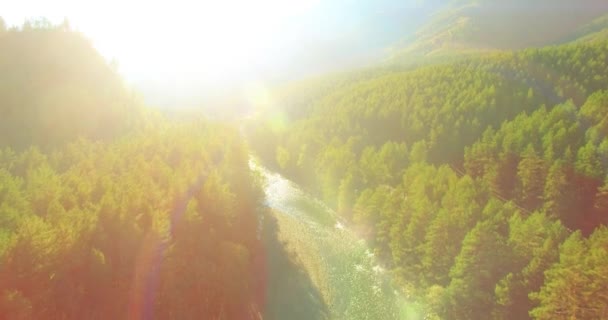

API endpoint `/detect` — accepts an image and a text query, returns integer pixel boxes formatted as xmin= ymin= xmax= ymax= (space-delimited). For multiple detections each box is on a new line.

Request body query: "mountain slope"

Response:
xmin=562 ymin=13 xmax=608 ymax=44
xmin=0 ymin=21 xmax=267 ymax=320
xmin=0 ymin=20 xmax=138 ymax=150
xmin=249 ymin=38 xmax=608 ymax=319
xmin=391 ymin=0 xmax=608 ymax=61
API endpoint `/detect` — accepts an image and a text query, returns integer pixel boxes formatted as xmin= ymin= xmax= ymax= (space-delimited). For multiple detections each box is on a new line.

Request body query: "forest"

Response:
xmin=3 ymin=4 xmax=608 ymax=319
xmin=0 ymin=21 xmax=267 ymax=319
xmin=248 ymin=36 xmax=608 ymax=319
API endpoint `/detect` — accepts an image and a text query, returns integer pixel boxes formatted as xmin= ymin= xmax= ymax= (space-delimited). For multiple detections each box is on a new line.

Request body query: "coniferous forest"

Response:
xmin=0 ymin=22 xmax=266 ymax=319
xmin=248 ymin=34 xmax=608 ymax=320
xmin=3 ymin=2 xmax=608 ymax=319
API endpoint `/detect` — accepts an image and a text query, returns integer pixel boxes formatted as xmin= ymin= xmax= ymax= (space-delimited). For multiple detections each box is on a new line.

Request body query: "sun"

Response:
xmin=4 ymin=0 xmax=321 ymax=85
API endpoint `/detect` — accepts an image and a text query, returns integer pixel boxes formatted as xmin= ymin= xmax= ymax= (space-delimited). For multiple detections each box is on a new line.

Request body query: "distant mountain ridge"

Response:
xmin=390 ymin=0 xmax=608 ymax=62
xmin=561 ymin=13 xmax=608 ymax=44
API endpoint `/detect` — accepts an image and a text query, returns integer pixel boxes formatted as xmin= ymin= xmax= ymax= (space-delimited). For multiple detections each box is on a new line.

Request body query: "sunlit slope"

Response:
xmin=0 ymin=21 xmax=138 ymax=150
xmin=391 ymin=0 xmax=608 ymax=61
xmin=0 ymin=123 xmax=267 ymax=319
xmin=249 ymin=38 xmax=608 ymax=319
xmin=0 ymin=21 xmax=267 ymax=319
xmin=252 ymin=40 xmax=608 ymax=174
xmin=562 ymin=13 xmax=608 ymax=44
xmin=464 ymin=91 xmax=608 ymax=232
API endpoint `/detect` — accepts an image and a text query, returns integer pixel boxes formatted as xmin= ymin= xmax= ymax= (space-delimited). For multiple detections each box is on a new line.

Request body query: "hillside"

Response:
xmin=4 ymin=6 xmax=608 ymax=319
xmin=0 ymin=21 xmax=267 ymax=319
xmin=0 ymin=19 xmax=139 ymax=150
xmin=391 ymin=0 xmax=608 ymax=61
xmin=249 ymin=38 xmax=608 ymax=319
xmin=563 ymin=13 xmax=608 ymax=44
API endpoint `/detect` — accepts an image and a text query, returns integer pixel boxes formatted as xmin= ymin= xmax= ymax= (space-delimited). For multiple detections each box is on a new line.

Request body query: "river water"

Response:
xmin=252 ymin=161 xmax=416 ymax=320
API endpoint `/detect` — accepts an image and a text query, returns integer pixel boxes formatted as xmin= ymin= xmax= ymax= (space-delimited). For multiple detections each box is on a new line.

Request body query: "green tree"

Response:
xmin=543 ymin=161 xmax=573 ymax=219
xmin=444 ymin=219 xmax=510 ymax=319
xmin=517 ymin=145 xmax=546 ymax=210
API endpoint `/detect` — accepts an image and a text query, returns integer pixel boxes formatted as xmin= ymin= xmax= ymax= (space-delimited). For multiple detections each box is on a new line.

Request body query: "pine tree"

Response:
xmin=444 ymin=220 xmax=510 ymax=319
xmin=543 ymin=161 xmax=572 ymax=219
xmin=517 ymin=145 xmax=546 ymax=210
xmin=529 ymin=230 xmax=608 ymax=319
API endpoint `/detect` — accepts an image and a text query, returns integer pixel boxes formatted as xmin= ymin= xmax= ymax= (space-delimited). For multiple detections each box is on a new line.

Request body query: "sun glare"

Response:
xmin=5 ymin=0 xmax=321 ymax=84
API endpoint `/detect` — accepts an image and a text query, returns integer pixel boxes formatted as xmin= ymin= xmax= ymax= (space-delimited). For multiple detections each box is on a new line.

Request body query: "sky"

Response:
xmin=3 ymin=0 xmax=440 ymax=107
xmin=4 ymin=0 xmax=323 ymax=83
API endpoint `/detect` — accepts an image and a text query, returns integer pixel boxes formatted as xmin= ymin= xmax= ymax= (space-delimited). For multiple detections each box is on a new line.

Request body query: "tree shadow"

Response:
xmin=261 ymin=211 xmax=329 ymax=320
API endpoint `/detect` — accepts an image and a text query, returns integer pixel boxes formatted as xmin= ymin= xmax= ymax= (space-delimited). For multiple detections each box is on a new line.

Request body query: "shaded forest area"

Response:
xmin=249 ymin=38 xmax=608 ymax=319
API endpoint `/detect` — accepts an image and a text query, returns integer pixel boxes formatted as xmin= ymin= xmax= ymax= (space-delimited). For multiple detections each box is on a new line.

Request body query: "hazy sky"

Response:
xmin=4 ymin=0 xmax=439 ymax=106
xmin=4 ymin=0 xmax=326 ymax=83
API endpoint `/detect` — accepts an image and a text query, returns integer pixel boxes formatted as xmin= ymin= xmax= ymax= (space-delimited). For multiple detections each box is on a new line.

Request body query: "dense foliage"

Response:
xmin=391 ymin=0 xmax=608 ymax=60
xmin=250 ymin=39 xmax=608 ymax=318
xmin=0 ymin=21 xmax=266 ymax=319
xmin=0 ymin=19 xmax=140 ymax=150
xmin=0 ymin=124 xmax=266 ymax=319
xmin=4 ymin=10 xmax=608 ymax=320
